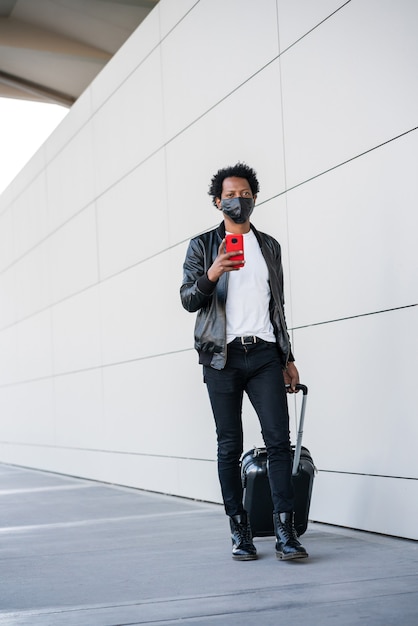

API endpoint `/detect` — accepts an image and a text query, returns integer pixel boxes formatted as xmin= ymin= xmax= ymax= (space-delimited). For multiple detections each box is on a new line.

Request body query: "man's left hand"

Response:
xmin=283 ymin=361 xmax=300 ymax=393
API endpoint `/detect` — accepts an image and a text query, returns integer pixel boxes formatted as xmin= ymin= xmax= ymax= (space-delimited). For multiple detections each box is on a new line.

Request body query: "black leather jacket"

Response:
xmin=180 ymin=222 xmax=294 ymax=370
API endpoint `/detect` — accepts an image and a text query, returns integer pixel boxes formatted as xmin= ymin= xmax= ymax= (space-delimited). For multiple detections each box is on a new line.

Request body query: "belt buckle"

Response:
xmin=241 ymin=335 xmax=256 ymax=345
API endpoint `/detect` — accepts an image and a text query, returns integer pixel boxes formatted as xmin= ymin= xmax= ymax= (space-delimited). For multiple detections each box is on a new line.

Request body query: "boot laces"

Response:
xmin=280 ymin=517 xmax=299 ymax=545
xmin=233 ymin=520 xmax=252 ymax=547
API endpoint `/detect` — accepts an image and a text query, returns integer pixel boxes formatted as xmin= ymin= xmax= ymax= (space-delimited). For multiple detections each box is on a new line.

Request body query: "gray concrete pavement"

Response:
xmin=0 ymin=462 xmax=417 ymax=625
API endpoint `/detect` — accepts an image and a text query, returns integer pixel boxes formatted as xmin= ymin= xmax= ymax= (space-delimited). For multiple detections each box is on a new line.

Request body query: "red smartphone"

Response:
xmin=225 ymin=233 xmax=244 ymax=267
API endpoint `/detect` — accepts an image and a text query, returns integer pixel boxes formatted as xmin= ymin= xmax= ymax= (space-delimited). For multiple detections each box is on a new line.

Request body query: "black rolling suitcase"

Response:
xmin=241 ymin=384 xmax=315 ymax=537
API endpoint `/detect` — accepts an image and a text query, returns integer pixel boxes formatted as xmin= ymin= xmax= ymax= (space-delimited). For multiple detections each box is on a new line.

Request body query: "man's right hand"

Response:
xmin=207 ymin=238 xmax=245 ymax=282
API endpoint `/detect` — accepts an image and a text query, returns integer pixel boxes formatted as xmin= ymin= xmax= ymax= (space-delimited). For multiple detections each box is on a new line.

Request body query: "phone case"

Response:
xmin=225 ymin=234 xmax=244 ymax=266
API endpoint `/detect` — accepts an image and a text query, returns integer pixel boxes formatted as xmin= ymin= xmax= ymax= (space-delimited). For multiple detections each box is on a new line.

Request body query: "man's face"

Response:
xmin=215 ymin=177 xmax=255 ymax=208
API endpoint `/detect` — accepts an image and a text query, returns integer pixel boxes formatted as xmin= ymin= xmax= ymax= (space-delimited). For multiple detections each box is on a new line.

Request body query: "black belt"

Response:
xmin=233 ymin=335 xmax=260 ymax=345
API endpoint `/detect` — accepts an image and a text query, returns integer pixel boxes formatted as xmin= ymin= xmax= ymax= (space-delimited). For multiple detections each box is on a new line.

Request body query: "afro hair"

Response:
xmin=208 ymin=162 xmax=260 ymax=207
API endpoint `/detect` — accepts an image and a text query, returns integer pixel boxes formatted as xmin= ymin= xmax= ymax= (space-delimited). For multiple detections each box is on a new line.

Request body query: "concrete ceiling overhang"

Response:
xmin=0 ymin=0 xmax=159 ymax=106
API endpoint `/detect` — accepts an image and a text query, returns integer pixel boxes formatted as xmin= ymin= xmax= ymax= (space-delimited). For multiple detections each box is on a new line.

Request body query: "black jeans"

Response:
xmin=203 ymin=339 xmax=294 ymax=517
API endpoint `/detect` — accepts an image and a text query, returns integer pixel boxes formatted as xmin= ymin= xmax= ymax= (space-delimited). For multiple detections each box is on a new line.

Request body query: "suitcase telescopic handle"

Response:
xmin=291 ymin=384 xmax=308 ymax=476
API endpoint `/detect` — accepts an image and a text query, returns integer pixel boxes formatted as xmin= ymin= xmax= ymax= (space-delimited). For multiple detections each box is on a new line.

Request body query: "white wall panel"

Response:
xmin=0 ymin=326 xmax=17 ymax=386
xmin=0 ymin=443 xmax=222 ymax=504
xmin=310 ymin=472 xmax=418 ymax=540
xmin=46 ymin=125 xmax=96 ymax=231
xmin=99 ymin=265 xmax=149 ymax=366
xmin=48 ymin=204 xmax=98 ymax=304
xmin=11 ymin=172 xmax=49 ymax=260
xmin=14 ymin=241 xmax=50 ymax=320
xmin=5 ymin=144 xmax=47 ymax=206
xmin=286 ymin=129 xmax=418 ymax=327
xmin=165 ymin=60 xmax=286 ymax=244
xmin=277 ymin=0 xmax=348 ymax=52
xmin=51 ymin=286 xmax=102 ymax=375
xmin=2 ymin=379 xmax=55 ymax=445
xmin=0 ymin=207 xmax=13 ymax=272
xmin=92 ymin=50 xmax=164 ymax=196
xmin=280 ymin=0 xmax=418 ymax=187
xmin=0 ymin=386 xmax=16 ymax=435
xmin=102 ymin=351 xmax=215 ymax=458
xmin=102 ymin=360 xmax=150 ymax=454
xmin=0 ymin=184 xmax=14 ymax=216
xmin=44 ymin=96 xmax=86 ymax=165
xmin=158 ymin=0 xmax=198 ymax=40
xmin=100 ymin=244 xmax=194 ymax=365
xmin=0 ymin=268 xmax=16 ymax=329
xmin=293 ymin=306 xmax=418 ymax=479
xmin=90 ymin=6 xmax=160 ymax=113
xmin=53 ymin=369 xmax=104 ymax=449
xmin=174 ymin=457 xmax=222 ymax=503
xmin=15 ymin=378 xmax=55 ymax=445
xmin=15 ymin=310 xmax=53 ymax=382
xmin=160 ymin=0 xmax=280 ymax=140
xmin=96 ymin=150 xmax=169 ymax=280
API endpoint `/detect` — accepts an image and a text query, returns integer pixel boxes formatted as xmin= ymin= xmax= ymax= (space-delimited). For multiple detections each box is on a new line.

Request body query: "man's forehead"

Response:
xmin=222 ymin=177 xmax=251 ymax=189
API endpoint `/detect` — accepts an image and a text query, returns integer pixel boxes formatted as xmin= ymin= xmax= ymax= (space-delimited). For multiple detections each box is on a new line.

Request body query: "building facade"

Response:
xmin=0 ymin=0 xmax=417 ymax=539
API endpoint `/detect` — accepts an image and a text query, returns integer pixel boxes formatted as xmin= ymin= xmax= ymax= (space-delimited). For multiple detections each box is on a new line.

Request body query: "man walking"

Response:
xmin=180 ymin=163 xmax=308 ymax=561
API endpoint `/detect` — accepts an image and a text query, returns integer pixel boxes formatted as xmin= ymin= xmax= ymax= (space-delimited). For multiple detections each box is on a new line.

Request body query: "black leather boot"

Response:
xmin=274 ymin=512 xmax=308 ymax=560
xmin=229 ymin=511 xmax=257 ymax=561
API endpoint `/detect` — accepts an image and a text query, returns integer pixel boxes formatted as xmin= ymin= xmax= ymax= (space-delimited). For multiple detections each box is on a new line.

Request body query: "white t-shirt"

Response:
xmin=226 ymin=229 xmax=275 ymax=343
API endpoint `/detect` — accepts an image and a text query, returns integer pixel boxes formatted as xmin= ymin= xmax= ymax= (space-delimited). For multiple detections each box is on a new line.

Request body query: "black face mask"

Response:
xmin=220 ymin=197 xmax=254 ymax=224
